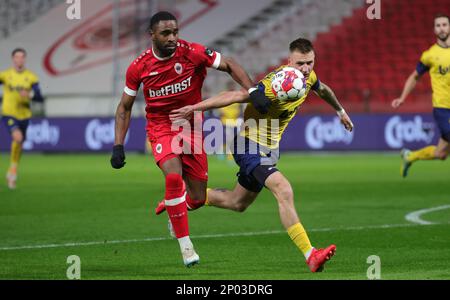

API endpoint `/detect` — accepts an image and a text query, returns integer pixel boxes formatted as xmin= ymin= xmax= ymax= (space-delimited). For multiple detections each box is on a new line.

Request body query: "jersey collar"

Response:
xmin=152 ymin=46 xmax=176 ymax=61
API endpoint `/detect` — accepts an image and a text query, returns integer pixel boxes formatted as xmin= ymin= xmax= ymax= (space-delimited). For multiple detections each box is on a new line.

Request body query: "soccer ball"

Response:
xmin=271 ymin=67 xmax=307 ymax=101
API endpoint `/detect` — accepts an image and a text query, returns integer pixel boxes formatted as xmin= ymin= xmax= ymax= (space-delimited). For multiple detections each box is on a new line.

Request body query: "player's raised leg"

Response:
xmin=183 ymin=175 xmax=208 ymax=210
xmin=206 ymin=183 xmax=259 ymax=212
xmin=155 ymin=151 xmax=209 ymax=215
xmin=160 ymin=156 xmax=199 ymax=267
xmin=401 ymin=138 xmax=449 ymax=177
xmin=264 ymin=170 xmax=336 ymax=273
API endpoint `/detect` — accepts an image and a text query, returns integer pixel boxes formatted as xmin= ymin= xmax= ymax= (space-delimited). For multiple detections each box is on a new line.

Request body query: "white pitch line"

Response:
xmin=0 ymin=222 xmax=446 ymax=252
xmin=405 ymin=204 xmax=450 ymax=225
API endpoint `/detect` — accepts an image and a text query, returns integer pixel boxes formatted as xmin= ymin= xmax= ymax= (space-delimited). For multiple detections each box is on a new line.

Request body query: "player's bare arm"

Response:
xmin=111 ymin=92 xmax=135 ymax=169
xmin=169 ymin=90 xmax=249 ymax=121
xmin=114 ymin=92 xmax=136 ymax=145
xmin=392 ymin=70 xmax=422 ymax=108
xmin=217 ymin=56 xmax=272 ymax=114
xmin=217 ymin=56 xmax=254 ymax=90
xmin=314 ymin=82 xmax=354 ymax=132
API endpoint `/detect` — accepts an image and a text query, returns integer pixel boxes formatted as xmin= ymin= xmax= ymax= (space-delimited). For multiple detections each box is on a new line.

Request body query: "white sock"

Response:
xmin=305 ymin=247 xmax=314 ymax=260
xmin=178 ymin=236 xmax=193 ymax=251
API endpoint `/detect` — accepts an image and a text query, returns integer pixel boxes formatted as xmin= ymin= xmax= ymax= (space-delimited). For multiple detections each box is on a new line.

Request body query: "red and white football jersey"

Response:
xmin=124 ymin=39 xmax=221 ymax=136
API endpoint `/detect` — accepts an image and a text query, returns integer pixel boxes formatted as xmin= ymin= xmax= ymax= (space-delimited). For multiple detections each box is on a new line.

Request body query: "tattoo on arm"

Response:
xmin=118 ymin=112 xmax=126 ymax=121
xmin=317 ymin=83 xmax=343 ymax=111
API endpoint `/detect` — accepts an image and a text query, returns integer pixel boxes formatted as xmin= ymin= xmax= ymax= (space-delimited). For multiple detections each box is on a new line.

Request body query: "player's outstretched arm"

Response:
xmin=392 ymin=70 xmax=421 ymax=108
xmin=169 ymin=90 xmax=249 ymax=122
xmin=111 ymin=92 xmax=136 ymax=169
xmin=217 ymin=56 xmax=271 ymax=114
xmin=314 ymin=82 xmax=354 ymax=132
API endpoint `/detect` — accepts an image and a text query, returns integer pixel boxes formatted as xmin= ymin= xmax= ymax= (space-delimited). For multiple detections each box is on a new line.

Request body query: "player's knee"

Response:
xmin=186 ymin=198 xmax=205 ymax=210
xmin=436 ymin=150 xmax=448 ymax=160
xmin=12 ymin=131 xmax=23 ymax=143
xmin=233 ymin=202 xmax=248 ymax=212
xmin=272 ymin=181 xmax=294 ymax=203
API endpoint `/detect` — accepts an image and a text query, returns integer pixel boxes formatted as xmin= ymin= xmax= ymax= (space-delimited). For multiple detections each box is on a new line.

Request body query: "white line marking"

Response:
xmin=0 ymin=222 xmax=447 ymax=251
xmin=405 ymin=205 xmax=450 ymax=225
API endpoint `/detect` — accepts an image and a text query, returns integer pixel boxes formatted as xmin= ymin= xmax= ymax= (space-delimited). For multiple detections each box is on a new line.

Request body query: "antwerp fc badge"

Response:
xmin=174 ymin=63 xmax=183 ymax=75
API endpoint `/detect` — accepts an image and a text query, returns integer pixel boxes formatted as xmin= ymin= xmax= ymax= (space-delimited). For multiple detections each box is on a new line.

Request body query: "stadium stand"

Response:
xmin=257 ymin=0 xmax=449 ymax=113
xmin=0 ymin=0 xmax=61 ymax=40
xmin=207 ymin=0 xmax=450 ymax=114
xmin=308 ymin=0 xmax=450 ymax=113
xmin=205 ymin=0 xmax=366 ymax=102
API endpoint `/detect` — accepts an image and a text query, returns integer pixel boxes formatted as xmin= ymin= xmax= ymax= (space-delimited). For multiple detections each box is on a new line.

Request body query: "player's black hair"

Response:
xmin=434 ymin=13 xmax=450 ymax=24
xmin=148 ymin=11 xmax=177 ymax=32
xmin=11 ymin=48 xmax=26 ymax=57
xmin=289 ymin=38 xmax=314 ymax=54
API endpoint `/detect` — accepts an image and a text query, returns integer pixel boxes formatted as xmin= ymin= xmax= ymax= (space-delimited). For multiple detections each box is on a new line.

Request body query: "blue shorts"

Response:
xmin=433 ymin=108 xmax=450 ymax=142
xmin=1 ymin=116 xmax=30 ymax=137
xmin=232 ymin=136 xmax=280 ymax=193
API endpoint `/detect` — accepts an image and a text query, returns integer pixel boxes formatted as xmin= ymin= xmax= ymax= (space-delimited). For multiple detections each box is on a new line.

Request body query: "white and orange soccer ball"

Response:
xmin=271 ymin=67 xmax=307 ymax=101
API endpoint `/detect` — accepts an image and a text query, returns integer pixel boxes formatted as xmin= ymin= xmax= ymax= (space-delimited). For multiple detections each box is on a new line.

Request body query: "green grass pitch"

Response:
xmin=0 ymin=152 xmax=449 ymax=279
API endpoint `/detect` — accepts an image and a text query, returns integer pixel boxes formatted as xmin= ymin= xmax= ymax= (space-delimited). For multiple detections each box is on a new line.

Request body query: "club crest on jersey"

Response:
xmin=174 ymin=63 xmax=183 ymax=75
xmin=156 ymin=143 xmax=162 ymax=154
xmin=205 ymin=48 xmax=214 ymax=57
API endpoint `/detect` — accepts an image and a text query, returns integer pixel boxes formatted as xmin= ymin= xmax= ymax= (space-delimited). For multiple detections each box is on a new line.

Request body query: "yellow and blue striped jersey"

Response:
xmin=418 ymin=44 xmax=450 ymax=109
xmin=0 ymin=68 xmax=39 ymax=120
xmin=241 ymin=65 xmax=320 ymax=149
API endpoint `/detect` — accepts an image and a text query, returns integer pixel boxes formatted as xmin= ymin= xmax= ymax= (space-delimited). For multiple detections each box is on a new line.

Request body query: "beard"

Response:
xmin=154 ymin=42 xmax=177 ymax=57
xmin=437 ymin=32 xmax=450 ymax=42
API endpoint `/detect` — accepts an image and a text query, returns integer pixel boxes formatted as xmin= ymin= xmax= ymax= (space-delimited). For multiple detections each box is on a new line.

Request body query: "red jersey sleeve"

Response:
xmin=124 ymin=61 xmax=142 ymax=96
xmin=190 ymin=42 xmax=222 ymax=70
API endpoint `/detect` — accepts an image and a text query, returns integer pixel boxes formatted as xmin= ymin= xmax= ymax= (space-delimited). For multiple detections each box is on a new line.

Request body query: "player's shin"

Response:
xmin=10 ymin=141 xmax=22 ymax=169
xmin=164 ymin=174 xmax=199 ymax=266
xmin=164 ymin=174 xmax=190 ymax=239
xmin=287 ymin=223 xmax=314 ymax=260
xmin=407 ymin=146 xmax=437 ymax=162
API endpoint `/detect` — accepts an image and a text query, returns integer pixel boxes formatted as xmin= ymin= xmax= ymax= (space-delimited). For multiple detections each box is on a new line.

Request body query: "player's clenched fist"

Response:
xmin=110 ymin=144 xmax=126 ymax=169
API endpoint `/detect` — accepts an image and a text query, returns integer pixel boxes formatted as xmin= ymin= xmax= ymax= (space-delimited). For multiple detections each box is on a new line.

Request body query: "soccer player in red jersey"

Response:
xmin=110 ymin=11 xmax=270 ymax=267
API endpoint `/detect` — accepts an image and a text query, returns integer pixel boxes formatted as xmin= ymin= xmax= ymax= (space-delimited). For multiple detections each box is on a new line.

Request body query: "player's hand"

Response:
xmin=339 ymin=112 xmax=354 ymax=132
xmin=110 ymin=144 xmax=126 ymax=169
xmin=391 ymin=98 xmax=404 ymax=108
xmin=170 ymin=105 xmax=194 ymax=122
xmin=248 ymin=88 xmax=271 ymax=114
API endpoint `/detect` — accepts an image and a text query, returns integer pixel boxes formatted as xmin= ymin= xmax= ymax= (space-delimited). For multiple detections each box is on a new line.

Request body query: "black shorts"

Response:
xmin=2 ymin=116 xmax=29 ymax=137
xmin=233 ymin=136 xmax=280 ymax=193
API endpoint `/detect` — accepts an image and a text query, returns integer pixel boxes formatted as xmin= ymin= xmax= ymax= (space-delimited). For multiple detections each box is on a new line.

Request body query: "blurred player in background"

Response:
xmin=110 ymin=12 xmax=270 ymax=267
xmin=219 ymin=80 xmax=244 ymax=161
xmin=169 ymin=38 xmax=354 ymax=272
xmin=0 ymin=48 xmax=44 ymax=189
xmin=392 ymin=13 xmax=450 ymax=177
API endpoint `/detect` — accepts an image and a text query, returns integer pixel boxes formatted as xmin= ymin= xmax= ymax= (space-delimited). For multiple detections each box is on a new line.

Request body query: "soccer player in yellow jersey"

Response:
xmin=392 ymin=14 xmax=450 ymax=177
xmin=0 ymin=48 xmax=44 ymax=189
xmin=220 ymin=102 xmax=244 ymax=160
xmin=169 ymin=38 xmax=354 ymax=272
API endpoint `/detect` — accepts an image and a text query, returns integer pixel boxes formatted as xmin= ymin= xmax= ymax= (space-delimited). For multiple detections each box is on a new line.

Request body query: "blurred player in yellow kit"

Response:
xmin=219 ymin=81 xmax=244 ymax=161
xmin=0 ymin=48 xmax=44 ymax=189
xmin=392 ymin=14 xmax=450 ymax=177
xmin=169 ymin=38 xmax=354 ymax=272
